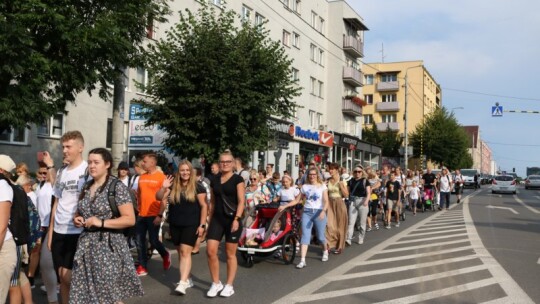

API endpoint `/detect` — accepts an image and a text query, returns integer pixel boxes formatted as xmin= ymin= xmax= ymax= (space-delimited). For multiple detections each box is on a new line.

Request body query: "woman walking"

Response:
xmin=280 ymin=168 xmax=329 ymax=268
xmin=325 ymin=163 xmax=348 ymax=254
xmin=156 ymin=160 xmax=208 ymax=295
xmin=206 ymin=150 xmax=245 ymax=298
xmin=71 ymin=148 xmax=143 ymax=303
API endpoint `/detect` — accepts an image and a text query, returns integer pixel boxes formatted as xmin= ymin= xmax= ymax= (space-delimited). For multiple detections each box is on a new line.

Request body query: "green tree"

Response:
xmin=0 ymin=0 xmax=168 ymax=132
xmin=362 ymin=124 xmax=402 ymax=157
xmin=409 ymin=107 xmax=472 ymax=169
xmin=139 ymin=4 xmax=300 ymax=162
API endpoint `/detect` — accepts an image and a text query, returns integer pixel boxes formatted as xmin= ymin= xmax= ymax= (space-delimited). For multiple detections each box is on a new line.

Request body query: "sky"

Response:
xmin=351 ymin=0 xmax=540 ymax=177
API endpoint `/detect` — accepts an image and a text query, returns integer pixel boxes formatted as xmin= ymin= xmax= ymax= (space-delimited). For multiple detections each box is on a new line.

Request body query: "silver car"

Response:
xmin=491 ymin=175 xmax=517 ymax=194
xmin=525 ymin=175 xmax=540 ymax=189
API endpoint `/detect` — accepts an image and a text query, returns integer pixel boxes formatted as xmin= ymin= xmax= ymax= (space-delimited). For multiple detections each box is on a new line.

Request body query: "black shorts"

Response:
xmin=369 ymin=200 xmax=379 ymax=217
xmin=170 ymin=225 xmax=199 ymax=247
xmin=206 ymin=215 xmax=242 ymax=244
xmin=51 ymin=232 xmax=80 ymax=271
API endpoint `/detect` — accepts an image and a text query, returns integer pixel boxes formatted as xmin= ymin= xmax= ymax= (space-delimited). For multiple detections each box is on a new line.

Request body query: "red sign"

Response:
xmin=319 ymin=131 xmax=334 ymax=147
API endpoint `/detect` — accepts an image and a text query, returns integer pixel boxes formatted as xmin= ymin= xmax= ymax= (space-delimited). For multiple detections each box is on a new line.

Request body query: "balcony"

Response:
xmin=343 ymin=66 xmax=363 ymax=87
xmin=343 ymin=35 xmax=364 ymax=58
xmin=342 ymin=98 xmax=362 ymax=116
xmin=376 ymin=122 xmax=399 ymax=131
xmin=376 ymin=101 xmax=400 ymax=112
xmin=376 ymin=81 xmax=399 ymax=91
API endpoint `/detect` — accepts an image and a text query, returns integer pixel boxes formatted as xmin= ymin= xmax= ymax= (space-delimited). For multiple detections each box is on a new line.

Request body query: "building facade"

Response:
xmin=463 ymin=125 xmax=493 ymax=175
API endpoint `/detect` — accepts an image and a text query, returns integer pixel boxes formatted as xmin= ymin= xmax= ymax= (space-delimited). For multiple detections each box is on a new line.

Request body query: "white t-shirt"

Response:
xmin=53 ymin=161 xmax=88 ymax=234
xmin=409 ymin=186 xmax=421 ymax=200
xmin=439 ymin=174 xmax=452 ymax=193
xmin=277 ymin=187 xmax=300 ymax=205
xmin=0 ymin=180 xmax=14 ymax=242
xmin=119 ymin=176 xmax=129 ymax=187
xmin=36 ymin=182 xmax=54 ymax=227
xmin=301 ymin=184 xmax=327 ymax=210
xmin=27 ymin=191 xmax=37 ymax=207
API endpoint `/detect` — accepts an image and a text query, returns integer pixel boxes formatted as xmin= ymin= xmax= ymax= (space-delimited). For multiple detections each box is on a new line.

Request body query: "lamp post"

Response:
xmin=403 ymin=64 xmax=423 ymax=170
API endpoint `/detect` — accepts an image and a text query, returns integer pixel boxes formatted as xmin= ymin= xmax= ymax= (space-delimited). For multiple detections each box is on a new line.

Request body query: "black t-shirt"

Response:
xmin=422 ymin=173 xmax=436 ymax=189
xmin=210 ymin=173 xmax=244 ymax=218
xmin=386 ymin=180 xmax=401 ymax=200
xmin=168 ymin=182 xmax=206 ymax=227
xmin=349 ymin=178 xmax=368 ymax=197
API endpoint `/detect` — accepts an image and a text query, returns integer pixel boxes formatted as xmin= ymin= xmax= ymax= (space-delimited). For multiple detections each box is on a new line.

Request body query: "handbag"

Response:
xmin=219 ymin=185 xmax=237 ymax=218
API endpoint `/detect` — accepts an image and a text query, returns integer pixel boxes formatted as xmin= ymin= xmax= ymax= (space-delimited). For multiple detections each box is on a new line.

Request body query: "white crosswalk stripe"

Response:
xmin=273 ymin=192 xmax=534 ymax=304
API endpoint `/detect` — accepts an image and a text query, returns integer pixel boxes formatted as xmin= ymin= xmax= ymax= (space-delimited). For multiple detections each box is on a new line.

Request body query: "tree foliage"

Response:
xmin=362 ymin=124 xmax=402 ymax=157
xmin=409 ymin=107 xmax=472 ymax=169
xmin=139 ymin=4 xmax=300 ymax=162
xmin=0 ymin=0 xmax=169 ymax=132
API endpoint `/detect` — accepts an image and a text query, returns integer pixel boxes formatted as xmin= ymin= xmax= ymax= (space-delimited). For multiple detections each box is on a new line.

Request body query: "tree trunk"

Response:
xmin=111 ymin=68 xmax=127 ymax=176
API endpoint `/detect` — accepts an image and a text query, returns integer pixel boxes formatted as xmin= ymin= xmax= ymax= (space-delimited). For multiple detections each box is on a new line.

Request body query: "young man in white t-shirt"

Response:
xmin=47 ymin=131 xmax=88 ymax=304
xmin=0 ymin=155 xmax=18 ymax=303
xmin=438 ymin=168 xmax=453 ymax=210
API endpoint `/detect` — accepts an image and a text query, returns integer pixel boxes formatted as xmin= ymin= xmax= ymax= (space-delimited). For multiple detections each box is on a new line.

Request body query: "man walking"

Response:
xmin=385 ymin=172 xmax=401 ymax=229
xmin=438 ymin=168 xmax=453 ymax=210
xmin=0 ymin=155 xmax=18 ymax=303
xmin=135 ymin=152 xmax=170 ymax=276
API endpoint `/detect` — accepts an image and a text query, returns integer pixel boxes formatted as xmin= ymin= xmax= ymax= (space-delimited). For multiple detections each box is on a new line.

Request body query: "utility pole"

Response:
xmin=112 ymin=68 xmax=127 ymax=175
xmin=404 ymin=72 xmax=409 ymax=170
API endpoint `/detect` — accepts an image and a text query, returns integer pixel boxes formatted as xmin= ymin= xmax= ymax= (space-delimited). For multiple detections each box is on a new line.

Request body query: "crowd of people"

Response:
xmin=0 ymin=129 xmax=468 ymax=303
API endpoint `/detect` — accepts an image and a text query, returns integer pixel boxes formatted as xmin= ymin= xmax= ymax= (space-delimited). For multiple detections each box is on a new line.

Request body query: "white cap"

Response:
xmin=0 ymin=155 xmax=16 ymax=173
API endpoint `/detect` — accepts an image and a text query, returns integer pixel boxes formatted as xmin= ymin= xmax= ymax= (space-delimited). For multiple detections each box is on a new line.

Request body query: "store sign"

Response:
xmin=319 ymin=131 xmax=334 ymax=147
xmin=294 ymin=126 xmax=320 ymax=144
xmin=336 ymin=133 xmax=359 ymax=150
xmin=268 ymin=118 xmax=294 ymax=140
xmin=128 ymin=104 xmax=167 ymax=147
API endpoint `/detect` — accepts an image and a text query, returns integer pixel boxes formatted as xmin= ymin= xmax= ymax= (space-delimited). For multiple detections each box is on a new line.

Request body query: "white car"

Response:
xmin=491 ymin=175 xmax=517 ymax=194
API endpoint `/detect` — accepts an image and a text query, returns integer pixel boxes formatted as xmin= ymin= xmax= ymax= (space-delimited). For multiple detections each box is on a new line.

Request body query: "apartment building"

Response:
xmin=463 ymin=125 xmax=493 ymax=174
xmin=1 ymin=0 xmax=380 ymax=177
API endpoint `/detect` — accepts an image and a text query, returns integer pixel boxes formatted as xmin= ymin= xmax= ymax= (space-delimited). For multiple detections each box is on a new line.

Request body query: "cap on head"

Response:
xmin=0 ymin=155 xmax=16 ymax=173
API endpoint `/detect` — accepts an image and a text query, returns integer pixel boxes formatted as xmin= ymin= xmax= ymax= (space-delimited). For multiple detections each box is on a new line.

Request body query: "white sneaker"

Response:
xmin=296 ymin=260 xmax=307 ymax=269
xmin=188 ymin=278 xmax=194 ymax=288
xmin=385 ymin=225 xmax=391 ymax=229
xmin=356 ymin=238 xmax=364 ymax=245
xmin=207 ymin=281 xmax=224 ymax=298
xmin=345 ymin=239 xmax=352 ymax=246
xmin=322 ymin=250 xmax=329 ymax=262
xmin=394 ymin=222 xmax=400 ymax=228
xmin=175 ymin=281 xmax=190 ymax=295
xmin=220 ymin=284 xmax=235 ymax=297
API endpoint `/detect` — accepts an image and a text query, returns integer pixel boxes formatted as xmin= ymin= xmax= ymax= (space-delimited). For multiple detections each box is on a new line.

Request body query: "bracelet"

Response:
xmin=101 ymin=219 xmax=105 ymax=229
xmin=234 ymin=216 xmax=241 ymax=221
xmin=46 ymin=165 xmax=54 ymax=170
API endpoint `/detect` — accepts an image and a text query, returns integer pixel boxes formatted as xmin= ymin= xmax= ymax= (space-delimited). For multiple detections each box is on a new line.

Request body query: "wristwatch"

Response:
xmin=46 ymin=165 xmax=54 ymax=170
xmin=234 ymin=216 xmax=241 ymax=221
xmin=200 ymin=224 xmax=206 ymax=229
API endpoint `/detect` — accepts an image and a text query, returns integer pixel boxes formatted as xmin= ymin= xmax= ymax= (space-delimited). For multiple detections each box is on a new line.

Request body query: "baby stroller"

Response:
xmin=238 ymin=204 xmax=297 ymax=268
xmin=421 ymin=188 xmax=435 ymax=212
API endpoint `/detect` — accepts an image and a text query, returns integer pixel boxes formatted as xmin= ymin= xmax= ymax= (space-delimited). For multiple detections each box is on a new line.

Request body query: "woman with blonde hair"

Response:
xmin=325 ymin=163 xmax=348 ymax=254
xmin=244 ymin=172 xmax=270 ymax=227
xmin=156 ymin=160 xmax=208 ymax=295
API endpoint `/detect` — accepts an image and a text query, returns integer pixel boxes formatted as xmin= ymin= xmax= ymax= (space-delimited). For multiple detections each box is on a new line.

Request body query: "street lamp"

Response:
xmin=451 ymin=106 xmax=464 ymax=114
xmin=403 ymin=64 xmax=423 ymax=170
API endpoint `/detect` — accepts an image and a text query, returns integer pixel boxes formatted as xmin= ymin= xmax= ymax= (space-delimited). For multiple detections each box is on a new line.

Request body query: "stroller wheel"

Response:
xmin=240 ymin=251 xmax=248 ymax=262
xmin=282 ymin=234 xmax=297 ymax=265
xmin=401 ymin=212 xmax=406 ymax=221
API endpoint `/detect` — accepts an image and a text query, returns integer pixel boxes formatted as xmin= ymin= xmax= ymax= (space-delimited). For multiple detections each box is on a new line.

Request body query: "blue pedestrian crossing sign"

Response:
xmin=492 ymin=104 xmax=503 ymax=117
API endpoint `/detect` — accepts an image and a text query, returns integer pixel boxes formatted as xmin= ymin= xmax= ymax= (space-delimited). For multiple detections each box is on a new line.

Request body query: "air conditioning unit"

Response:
xmin=318 ymin=124 xmax=327 ymax=131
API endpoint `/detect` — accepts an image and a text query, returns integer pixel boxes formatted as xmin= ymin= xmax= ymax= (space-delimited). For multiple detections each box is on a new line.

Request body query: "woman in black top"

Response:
xmin=156 ymin=160 xmax=207 ymax=295
xmin=205 ymin=151 xmax=245 ymax=298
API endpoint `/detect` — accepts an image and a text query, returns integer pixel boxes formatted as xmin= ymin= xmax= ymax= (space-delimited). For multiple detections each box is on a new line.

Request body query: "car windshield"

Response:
xmin=461 ymin=170 xmax=477 ymax=177
xmin=495 ymin=176 xmax=513 ymax=181
xmin=529 ymin=176 xmax=540 ymax=180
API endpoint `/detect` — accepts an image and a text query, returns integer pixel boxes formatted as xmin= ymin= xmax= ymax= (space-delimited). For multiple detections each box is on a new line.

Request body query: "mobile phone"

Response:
xmin=37 ymin=152 xmax=45 ymax=164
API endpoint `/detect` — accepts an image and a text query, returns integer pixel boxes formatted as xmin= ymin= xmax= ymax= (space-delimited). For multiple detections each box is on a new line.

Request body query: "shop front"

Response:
xmin=294 ymin=125 xmax=334 ymax=171
xmin=333 ymin=132 xmax=381 ymax=171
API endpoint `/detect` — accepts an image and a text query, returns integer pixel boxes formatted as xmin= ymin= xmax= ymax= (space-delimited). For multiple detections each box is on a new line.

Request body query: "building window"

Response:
xmin=318 ymin=81 xmax=324 ymax=97
xmin=281 ymin=0 xmax=290 ymax=8
xmin=363 ymin=114 xmax=373 ymax=125
xmin=318 ymin=49 xmax=324 ymax=66
xmin=292 ymin=0 xmax=301 ymax=13
xmin=364 ymin=94 xmax=373 ymax=104
xmin=311 ymin=11 xmax=317 ymax=28
xmin=316 ymin=113 xmax=322 ymax=128
xmin=241 ymin=5 xmax=252 ymax=22
xmin=292 ymin=32 xmax=300 ymax=48
xmin=0 ymin=127 xmax=27 ymax=144
xmin=255 ymin=13 xmax=265 ymax=26
xmin=282 ymin=30 xmax=290 ymax=47
xmin=381 ymin=73 xmax=397 ymax=82
xmin=309 ymin=110 xmax=315 ymax=127
xmin=382 ymin=93 xmax=397 ymax=102
xmin=37 ymin=114 xmax=64 ymax=138
xmin=106 ymin=119 xmax=113 ymax=149
xmin=382 ymin=114 xmax=397 ymax=123
xmin=291 ymin=68 xmax=299 ymax=81
xmin=310 ymin=77 xmax=316 ymax=94
xmin=310 ymin=44 xmax=316 ymax=61
xmin=318 ymin=17 xmax=325 ymax=33
xmin=135 ymin=67 xmax=148 ymax=93
xmin=364 ymin=74 xmax=374 ymax=85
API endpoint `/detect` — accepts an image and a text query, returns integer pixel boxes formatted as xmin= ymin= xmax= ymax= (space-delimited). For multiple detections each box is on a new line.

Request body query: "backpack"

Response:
xmin=107 ymin=177 xmax=137 ymax=236
xmin=0 ymin=174 xmax=33 ymax=246
xmin=27 ymin=199 xmax=42 ymax=250
xmin=127 ymin=174 xmax=140 ymax=214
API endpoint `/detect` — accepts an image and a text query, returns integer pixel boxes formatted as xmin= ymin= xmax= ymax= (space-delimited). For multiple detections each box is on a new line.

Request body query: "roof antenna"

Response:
xmin=380 ymin=42 xmax=386 ymax=62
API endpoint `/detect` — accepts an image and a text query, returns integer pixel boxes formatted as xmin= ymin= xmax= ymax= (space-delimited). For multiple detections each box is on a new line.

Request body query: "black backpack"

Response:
xmin=0 ymin=173 xmax=30 ymax=246
xmin=107 ymin=177 xmax=138 ymax=236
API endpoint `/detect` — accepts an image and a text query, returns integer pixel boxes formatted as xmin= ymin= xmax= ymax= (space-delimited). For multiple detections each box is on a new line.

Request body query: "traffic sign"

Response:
xmin=492 ymin=105 xmax=503 ymax=117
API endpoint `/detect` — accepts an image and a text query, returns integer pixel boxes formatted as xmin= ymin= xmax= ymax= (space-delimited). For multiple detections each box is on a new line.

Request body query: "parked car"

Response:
xmin=491 ymin=175 xmax=517 ymax=194
xmin=461 ymin=169 xmax=480 ymax=189
xmin=525 ymin=175 xmax=540 ymax=189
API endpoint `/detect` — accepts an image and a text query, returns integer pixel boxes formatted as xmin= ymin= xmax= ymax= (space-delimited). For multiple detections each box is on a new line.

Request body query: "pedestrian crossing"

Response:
xmin=274 ymin=193 xmax=534 ymax=304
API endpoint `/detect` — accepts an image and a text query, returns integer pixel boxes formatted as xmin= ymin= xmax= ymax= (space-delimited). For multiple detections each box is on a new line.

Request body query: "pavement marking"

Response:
xmin=329 ymin=255 xmax=479 ymax=281
xmin=284 ymin=264 xmax=489 ymax=303
xmin=463 ymin=195 xmax=534 ymax=303
xmin=423 ymin=217 xmax=465 ymax=224
xmin=379 ymin=239 xmax=470 ymax=253
xmin=486 ymin=205 xmax=519 ymax=214
xmin=372 ymin=277 xmax=498 ymax=304
xmin=478 ymin=297 xmax=513 ymax=304
xmin=395 ymin=233 xmax=469 ymax=244
xmin=405 ymin=227 xmax=466 ymax=237
xmin=420 ymin=221 xmax=465 ymax=229
xmin=537 ymin=257 xmax=540 ymax=264
xmin=514 ymin=196 xmax=540 ymax=214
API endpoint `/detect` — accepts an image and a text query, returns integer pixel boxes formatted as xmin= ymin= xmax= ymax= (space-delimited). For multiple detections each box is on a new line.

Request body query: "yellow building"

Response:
xmin=360 ymin=60 xmax=441 ymax=167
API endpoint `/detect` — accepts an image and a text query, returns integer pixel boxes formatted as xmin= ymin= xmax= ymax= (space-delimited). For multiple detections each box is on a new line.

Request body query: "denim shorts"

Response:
xmin=300 ymin=208 xmax=327 ymax=245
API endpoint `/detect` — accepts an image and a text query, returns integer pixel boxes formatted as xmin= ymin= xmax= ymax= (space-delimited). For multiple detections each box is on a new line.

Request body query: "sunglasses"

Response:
xmin=353 ymin=170 xmax=362 ymax=173
xmin=38 ymin=172 xmax=48 ymax=175
xmin=219 ymin=160 xmax=233 ymax=164
xmin=250 ymin=178 xmax=258 ymax=181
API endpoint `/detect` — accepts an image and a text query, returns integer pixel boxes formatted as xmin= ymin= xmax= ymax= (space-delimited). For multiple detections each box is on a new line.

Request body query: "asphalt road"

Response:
xmin=29 ymin=186 xmax=539 ymax=303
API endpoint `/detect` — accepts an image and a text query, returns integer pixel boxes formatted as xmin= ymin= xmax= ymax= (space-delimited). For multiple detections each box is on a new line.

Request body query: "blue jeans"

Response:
xmin=300 ymin=208 xmax=327 ymax=245
xmin=440 ymin=192 xmax=451 ymax=209
xmin=136 ymin=216 xmax=168 ymax=268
